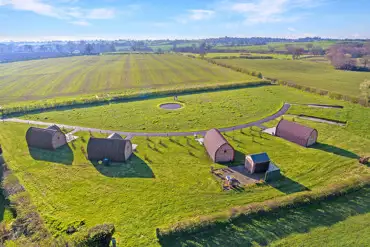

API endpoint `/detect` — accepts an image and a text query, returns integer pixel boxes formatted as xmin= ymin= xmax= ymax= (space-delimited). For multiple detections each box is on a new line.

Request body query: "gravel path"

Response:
xmin=2 ymin=103 xmax=290 ymax=137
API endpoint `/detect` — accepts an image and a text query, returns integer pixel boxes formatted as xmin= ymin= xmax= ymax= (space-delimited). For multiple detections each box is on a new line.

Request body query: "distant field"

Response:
xmin=217 ymin=59 xmax=370 ymax=97
xmin=214 ymin=41 xmax=337 ymax=52
xmin=21 ymin=86 xmax=343 ymax=132
xmin=0 ymin=54 xmax=255 ymax=105
xmin=184 ymin=52 xmax=294 ymax=59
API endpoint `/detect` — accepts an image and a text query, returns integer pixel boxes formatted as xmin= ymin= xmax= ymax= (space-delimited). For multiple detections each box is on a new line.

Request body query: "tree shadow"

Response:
xmin=311 ymin=143 xmax=359 ymax=159
xmin=91 ymin=154 xmax=154 ymax=178
xmin=267 ymin=174 xmax=310 ymax=194
xmin=158 ymin=186 xmax=370 ymax=247
xmin=28 ymin=145 xmax=74 ymax=165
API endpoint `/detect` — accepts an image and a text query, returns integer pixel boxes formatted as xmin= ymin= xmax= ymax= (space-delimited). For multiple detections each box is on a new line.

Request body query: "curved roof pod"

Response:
xmin=26 ymin=127 xmax=67 ymax=150
xmin=275 ymin=120 xmax=318 ymax=147
xmin=204 ymin=129 xmax=235 ymax=163
xmin=87 ymin=136 xmax=132 ymax=162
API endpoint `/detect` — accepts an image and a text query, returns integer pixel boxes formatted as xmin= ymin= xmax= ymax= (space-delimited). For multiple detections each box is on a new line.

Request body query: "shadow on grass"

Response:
xmin=311 ymin=143 xmax=359 ymax=159
xmin=268 ymin=174 xmax=310 ymax=194
xmin=91 ymin=154 xmax=154 ymax=178
xmin=159 ymin=186 xmax=370 ymax=247
xmin=28 ymin=145 xmax=74 ymax=165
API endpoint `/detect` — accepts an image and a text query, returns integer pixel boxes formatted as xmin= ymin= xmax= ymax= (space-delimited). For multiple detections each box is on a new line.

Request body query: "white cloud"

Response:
xmin=70 ymin=20 xmax=90 ymax=26
xmin=188 ymin=9 xmax=215 ymax=21
xmin=5 ymin=0 xmax=61 ymax=18
xmin=225 ymin=0 xmax=324 ymax=24
xmin=175 ymin=9 xmax=215 ymax=24
xmin=288 ymin=27 xmax=296 ymax=32
xmin=0 ymin=0 xmax=119 ymax=25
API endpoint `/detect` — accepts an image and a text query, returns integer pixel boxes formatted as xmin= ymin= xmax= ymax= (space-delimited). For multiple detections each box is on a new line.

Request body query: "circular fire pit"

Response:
xmin=159 ymin=103 xmax=183 ymax=110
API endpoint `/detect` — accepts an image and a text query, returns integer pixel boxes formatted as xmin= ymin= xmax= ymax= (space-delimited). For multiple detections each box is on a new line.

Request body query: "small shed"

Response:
xmin=245 ymin=153 xmax=270 ymax=174
xmin=26 ymin=126 xmax=67 ymax=150
xmin=275 ymin=120 xmax=318 ymax=147
xmin=87 ymin=133 xmax=132 ymax=162
xmin=264 ymin=163 xmax=281 ymax=182
xmin=204 ymin=129 xmax=234 ymax=163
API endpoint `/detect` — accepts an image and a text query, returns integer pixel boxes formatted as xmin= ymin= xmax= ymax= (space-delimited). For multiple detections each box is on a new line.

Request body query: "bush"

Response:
xmin=329 ymin=92 xmax=343 ymax=100
xmin=73 ymin=223 xmax=115 ymax=247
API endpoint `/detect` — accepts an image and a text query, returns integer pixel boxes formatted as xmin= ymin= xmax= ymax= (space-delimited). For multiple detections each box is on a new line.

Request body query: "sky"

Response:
xmin=0 ymin=0 xmax=369 ymax=41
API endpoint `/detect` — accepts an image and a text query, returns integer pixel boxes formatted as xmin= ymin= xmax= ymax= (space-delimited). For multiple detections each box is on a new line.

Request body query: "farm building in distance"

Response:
xmin=204 ymin=129 xmax=235 ymax=163
xmin=26 ymin=125 xmax=67 ymax=150
xmin=245 ymin=153 xmax=270 ymax=174
xmin=87 ymin=133 xmax=133 ymax=162
xmin=276 ymin=120 xmax=318 ymax=147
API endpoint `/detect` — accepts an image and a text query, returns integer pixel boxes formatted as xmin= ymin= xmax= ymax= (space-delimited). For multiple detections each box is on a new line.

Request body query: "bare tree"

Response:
xmin=306 ymin=43 xmax=314 ymax=52
xmin=360 ymin=56 xmax=370 ymax=68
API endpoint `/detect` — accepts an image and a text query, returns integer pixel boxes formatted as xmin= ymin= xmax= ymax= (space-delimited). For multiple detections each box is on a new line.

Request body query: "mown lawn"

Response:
xmin=21 ymin=86 xmax=346 ymax=132
xmin=1 ymin=86 xmax=370 ymax=246
xmin=0 ymin=54 xmax=255 ymax=105
xmin=160 ymin=186 xmax=370 ymax=247
xmin=217 ymin=59 xmax=370 ymax=97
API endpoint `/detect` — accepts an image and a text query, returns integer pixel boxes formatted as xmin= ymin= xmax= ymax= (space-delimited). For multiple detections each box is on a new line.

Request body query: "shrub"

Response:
xmin=329 ymin=92 xmax=343 ymax=100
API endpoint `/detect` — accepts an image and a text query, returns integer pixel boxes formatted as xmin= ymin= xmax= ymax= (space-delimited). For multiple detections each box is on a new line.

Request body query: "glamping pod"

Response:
xmin=87 ymin=133 xmax=132 ymax=162
xmin=26 ymin=125 xmax=67 ymax=150
xmin=275 ymin=120 xmax=318 ymax=147
xmin=245 ymin=152 xmax=270 ymax=174
xmin=204 ymin=129 xmax=235 ymax=163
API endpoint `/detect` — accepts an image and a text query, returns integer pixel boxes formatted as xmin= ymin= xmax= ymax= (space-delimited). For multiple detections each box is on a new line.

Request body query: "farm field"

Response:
xmin=160 ymin=186 xmax=370 ymax=247
xmin=213 ymin=41 xmax=337 ymax=52
xmin=20 ymin=86 xmax=346 ymax=132
xmin=1 ymin=86 xmax=370 ymax=246
xmin=184 ymin=53 xmax=293 ymax=59
xmin=217 ymin=59 xmax=370 ymax=97
xmin=0 ymin=54 xmax=256 ymax=105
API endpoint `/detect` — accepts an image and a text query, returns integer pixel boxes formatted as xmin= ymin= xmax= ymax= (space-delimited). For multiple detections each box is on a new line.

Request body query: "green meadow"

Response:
xmin=1 ymin=85 xmax=370 ymax=246
xmin=213 ymin=41 xmax=337 ymax=52
xmin=0 ymin=54 xmax=255 ymax=105
xmin=160 ymin=186 xmax=370 ymax=247
xmin=217 ymin=59 xmax=370 ymax=97
xmin=21 ymin=86 xmax=345 ymax=132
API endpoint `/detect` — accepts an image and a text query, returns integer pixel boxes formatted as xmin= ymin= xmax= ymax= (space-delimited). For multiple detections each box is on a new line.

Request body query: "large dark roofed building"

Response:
xmin=275 ymin=120 xmax=318 ymax=147
xmin=26 ymin=126 xmax=67 ymax=150
xmin=87 ymin=133 xmax=132 ymax=162
xmin=204 ymin=129 xmax=234 ymax=163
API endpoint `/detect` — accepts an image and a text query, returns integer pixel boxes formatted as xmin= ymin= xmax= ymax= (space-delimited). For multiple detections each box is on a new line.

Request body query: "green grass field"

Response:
xmin=183 ymin=53 xmax=294 ymax=59
xmin=217 ymin=59 xmax=370 ymax=97
xmin=20 ymin=86 xmax=347 ymax=132
xmin=1 ymin=85 xmax=370 ymax=246
xmin=213 ymin=41 xmax=337 ymax=52
xmin=0 ymin=54 xmax=255 ymax=105
xmin=160 ymin=186 xmax=370 ymax=247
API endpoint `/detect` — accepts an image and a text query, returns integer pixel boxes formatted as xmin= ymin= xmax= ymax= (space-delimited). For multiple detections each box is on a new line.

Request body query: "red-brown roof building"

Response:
xmin=204 ymin=129 xmax=235 ymax=163
xmin=275 ymin=120 xmax=318 ymax=147
xmin=26 ymin=125 xmax=67 ymax=150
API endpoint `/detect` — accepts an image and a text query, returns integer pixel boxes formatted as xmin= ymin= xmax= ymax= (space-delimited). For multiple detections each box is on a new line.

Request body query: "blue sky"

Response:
xmin=0 ymin=0 xmax=369 ymax=41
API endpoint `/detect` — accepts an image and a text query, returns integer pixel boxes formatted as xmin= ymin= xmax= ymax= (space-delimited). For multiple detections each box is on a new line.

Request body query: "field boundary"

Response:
xmin=0 ymin=80 xmax=271 ymax=118
xmin=157 ymin=174 xmax=370 ymax=242
xmin=196 ymin=56 xmax=370 ymax=107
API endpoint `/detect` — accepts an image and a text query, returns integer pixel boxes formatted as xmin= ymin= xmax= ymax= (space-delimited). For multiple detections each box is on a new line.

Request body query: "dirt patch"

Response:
xmin=287 ymin=114 xmax=347 ymax=126
xmin=307 ymin=104 xmax=344 ymax=109
xmin=213 ymin=166 xmax=264 ymax=187
xmin=159 ymin=103 xmax=183 ymax=110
